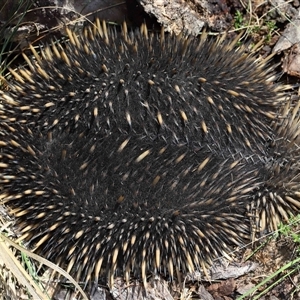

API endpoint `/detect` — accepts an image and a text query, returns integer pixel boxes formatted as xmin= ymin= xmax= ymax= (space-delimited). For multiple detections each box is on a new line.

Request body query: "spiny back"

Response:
xmin=0 ymin=20 xmax=299 ymax=289
xmin=0 ymin=21 xmax=286 ymax=157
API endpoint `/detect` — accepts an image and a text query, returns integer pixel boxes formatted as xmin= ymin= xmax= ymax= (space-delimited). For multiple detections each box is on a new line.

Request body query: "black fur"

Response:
xmin=0 ymin=22 xmax=299 ymax=286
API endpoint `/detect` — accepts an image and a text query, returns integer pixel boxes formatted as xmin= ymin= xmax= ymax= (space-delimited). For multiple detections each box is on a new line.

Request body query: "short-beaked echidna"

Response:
xmin=0 ymin=20 xmax=300 ymax=288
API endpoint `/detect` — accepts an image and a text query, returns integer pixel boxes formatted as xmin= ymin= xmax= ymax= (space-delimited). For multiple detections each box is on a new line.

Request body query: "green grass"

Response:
xmin=238 ymin=215 xmax=300 ymax=299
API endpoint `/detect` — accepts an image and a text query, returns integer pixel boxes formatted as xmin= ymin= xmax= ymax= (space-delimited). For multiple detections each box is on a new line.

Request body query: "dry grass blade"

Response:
xmin=0 ymin=234 xmax=88 ymax=300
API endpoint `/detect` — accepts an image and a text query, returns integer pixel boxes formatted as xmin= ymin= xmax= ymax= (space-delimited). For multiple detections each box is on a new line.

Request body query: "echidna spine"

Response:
xmin=0 ymin=20 xmax=299 ymax=290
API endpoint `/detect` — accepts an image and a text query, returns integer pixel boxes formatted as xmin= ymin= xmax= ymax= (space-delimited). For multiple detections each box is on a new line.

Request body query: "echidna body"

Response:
xmin=1 ymin=20 xmax=300 ymax=288
xmin=2 ymin=23 xmax=287 ymax=156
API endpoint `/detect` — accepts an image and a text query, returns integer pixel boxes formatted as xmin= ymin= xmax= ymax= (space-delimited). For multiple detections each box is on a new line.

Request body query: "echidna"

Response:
xmin=0 ymin=19 xmax=300 ymax=289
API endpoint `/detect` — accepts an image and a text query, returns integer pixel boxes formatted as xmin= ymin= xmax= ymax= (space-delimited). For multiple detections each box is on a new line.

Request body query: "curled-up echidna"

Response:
xmin=0 ymin=19 xmax=300 ymax=289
